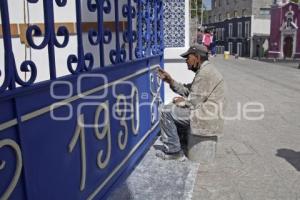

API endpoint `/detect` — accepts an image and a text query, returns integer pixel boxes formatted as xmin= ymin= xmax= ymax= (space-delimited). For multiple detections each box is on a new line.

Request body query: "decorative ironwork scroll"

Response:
xmin=0 ymin=0 xmax=164 ymax=95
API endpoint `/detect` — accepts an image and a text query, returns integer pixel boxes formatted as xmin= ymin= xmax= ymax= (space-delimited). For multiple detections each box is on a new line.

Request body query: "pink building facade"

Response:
xmin=269 ymin=1 xmax=300 ymax=59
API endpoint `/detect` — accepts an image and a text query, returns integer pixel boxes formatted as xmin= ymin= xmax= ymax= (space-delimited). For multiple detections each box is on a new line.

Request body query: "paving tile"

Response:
xmin=109 ymin=141 xmax=199 ymax=200
xmin=193 ymin=172 xmax=242 ymax=200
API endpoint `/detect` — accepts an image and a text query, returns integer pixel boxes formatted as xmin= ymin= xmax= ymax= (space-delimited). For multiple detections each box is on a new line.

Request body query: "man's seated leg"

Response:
xmin=156 ymin=103 xmax=190 ymax=160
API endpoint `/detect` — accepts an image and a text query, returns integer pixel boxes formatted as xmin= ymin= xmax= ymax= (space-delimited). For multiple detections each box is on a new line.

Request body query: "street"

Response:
xmin=192 ymin=56 xmax=300 ymax=200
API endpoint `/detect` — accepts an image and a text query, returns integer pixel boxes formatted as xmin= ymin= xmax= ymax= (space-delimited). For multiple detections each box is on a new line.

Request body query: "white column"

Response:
xmin=280 ymin=33 xmax=284 ymax=58
xmin=185 ymin=0 xmax=190 ymax=48
xmin=250 ymin=15 xmax=254 ymax=58
xmin=292 ymin=32 xmax=297 ymax=58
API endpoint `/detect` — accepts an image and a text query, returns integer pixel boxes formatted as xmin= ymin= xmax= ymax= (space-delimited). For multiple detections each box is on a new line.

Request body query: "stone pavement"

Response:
xmin=192 ymin=56 xmax=300 ymax=200
xmin=109 ymin=56 xmax=300 ymax=200
xmin=108 ymin=139 xmax=199 ymax=200
xmin=258 ymin=58 xmax=300 ymax=70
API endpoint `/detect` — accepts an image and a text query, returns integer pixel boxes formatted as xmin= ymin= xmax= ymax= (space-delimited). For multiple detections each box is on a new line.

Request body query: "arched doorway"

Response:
xmin=283 ymin=36 xmax=293 ymax=58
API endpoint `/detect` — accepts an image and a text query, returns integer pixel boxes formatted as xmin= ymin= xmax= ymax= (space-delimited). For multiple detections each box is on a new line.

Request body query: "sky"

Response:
xmin=204 ymin=0 xmax=212 ymax=9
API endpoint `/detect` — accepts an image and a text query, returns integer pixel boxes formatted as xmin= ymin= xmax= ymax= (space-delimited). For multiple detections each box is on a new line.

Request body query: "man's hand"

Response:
xmin=157 ymin=68 xmax=174 ymax=85
xmin=173 ymin=96 xmax=185 ymax=107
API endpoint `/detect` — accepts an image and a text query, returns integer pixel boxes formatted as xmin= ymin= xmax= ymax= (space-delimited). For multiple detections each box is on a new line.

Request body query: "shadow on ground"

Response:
xmin=276 ymin=148 xmax=300 ymax=171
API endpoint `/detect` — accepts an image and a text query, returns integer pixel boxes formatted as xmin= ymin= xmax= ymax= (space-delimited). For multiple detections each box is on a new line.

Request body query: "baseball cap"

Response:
xmin=180 ymin=44 xmax=208 ymax=58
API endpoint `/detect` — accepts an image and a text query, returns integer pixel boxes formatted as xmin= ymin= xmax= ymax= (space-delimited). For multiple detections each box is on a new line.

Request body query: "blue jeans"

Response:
xmin=159 ymin=103 xmax=190 ymax=153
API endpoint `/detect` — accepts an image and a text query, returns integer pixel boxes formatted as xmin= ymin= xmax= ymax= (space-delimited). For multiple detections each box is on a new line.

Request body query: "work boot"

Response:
xmin=155 ymin=150 xmax=186 ymax=161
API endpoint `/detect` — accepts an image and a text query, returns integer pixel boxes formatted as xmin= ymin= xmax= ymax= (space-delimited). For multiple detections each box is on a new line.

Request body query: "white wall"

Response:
xmin=163 ymin=0 xmax=190 ymax=102
xmin=251 ymin=18 xmax=271 ymax=35
xmin=249 ymin=16 xmax=270 ymax=57
xmin=163 ymin=62 xmax=194 ymax=103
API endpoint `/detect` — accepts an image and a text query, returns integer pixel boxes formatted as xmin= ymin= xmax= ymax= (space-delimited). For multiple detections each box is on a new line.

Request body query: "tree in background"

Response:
xmin=290 ymin=0 xmax=299 ymax=3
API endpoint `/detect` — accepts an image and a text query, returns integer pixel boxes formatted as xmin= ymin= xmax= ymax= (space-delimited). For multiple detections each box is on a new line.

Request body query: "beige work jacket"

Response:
xmin=171 ymin=61 xmax=226 ymax=136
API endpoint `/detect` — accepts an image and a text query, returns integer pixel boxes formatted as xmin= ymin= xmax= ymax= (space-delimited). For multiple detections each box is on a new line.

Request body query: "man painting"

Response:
xmin=156 ymin=44 xmax=225 ymax=160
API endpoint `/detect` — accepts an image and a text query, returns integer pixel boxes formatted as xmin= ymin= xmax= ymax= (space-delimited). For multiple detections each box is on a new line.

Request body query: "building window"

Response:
xmin=226 ymin=0 xmax=229 ymax=5
xmin=219 ymin=0 xmax=221 ymax=7
xmin=208 ymin=16 xmax=212 ymax=23
xmin=233 ymin=11 xmax=238 ymax=18
xmin=237 ymin=43 xmax=242 ymax=56
xmin=238 ymin=22 xmax=243 ymax=38
xmin=216 ymin=46 xmax=219 ymax=54
xmin=242 ymin=9 xmax=247 ymax=17
xmin=228 ymin=23 xmax=233 ymax=38
xmin=228 ymin=42 xmax=233 ymax=54
xmin=217 ymin=46 xmax=225 ymax=54
xmin=226 ymin=12 xmax=231 ymax=19
xmin=214 ymin=15 xmax=218 ymax=22
xmin=221 ymin=28 xmax=225 ymax=41
xmin=220 ymin=28 xmax=223 ymax=40
xmin=216 ymin=46 xmax=220 ymax=54
xmin=260 ymin=8 xmax=270 ymax=16
xmin=219 ymin=14 xmax=222 ymax=21
xmin=245 ymin=21 xmax=250 ymax=38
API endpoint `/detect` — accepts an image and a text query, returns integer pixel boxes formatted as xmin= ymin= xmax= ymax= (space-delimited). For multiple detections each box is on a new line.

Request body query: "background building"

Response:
xmin=204 ymin=0 xmax=273 ymax=58
xmin=269 ymin=1 xmax=300 ymax=59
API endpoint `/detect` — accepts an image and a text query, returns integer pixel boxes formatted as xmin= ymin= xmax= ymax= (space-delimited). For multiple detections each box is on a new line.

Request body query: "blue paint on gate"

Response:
xmin=0 ymin=0 xmax=164 ymax=199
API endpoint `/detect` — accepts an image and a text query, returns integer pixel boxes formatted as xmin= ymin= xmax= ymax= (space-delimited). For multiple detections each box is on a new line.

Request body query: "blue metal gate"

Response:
xmin=0 ymin=0 xmax=164 ymax=199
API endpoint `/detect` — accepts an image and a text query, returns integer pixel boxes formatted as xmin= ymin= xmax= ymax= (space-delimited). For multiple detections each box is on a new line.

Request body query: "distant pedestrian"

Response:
xmin=202 ymin=30 xmax=213 ymax=51
xmin=210 ymin=31 xmax=217 ymax=57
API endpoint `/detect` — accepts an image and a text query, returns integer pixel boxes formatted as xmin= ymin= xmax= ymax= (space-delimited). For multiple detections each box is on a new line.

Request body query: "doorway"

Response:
xmin=237 ymin=43 xmax=242 ymax=57
xmin=283 ymin=36 xmax=293 ymax=58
